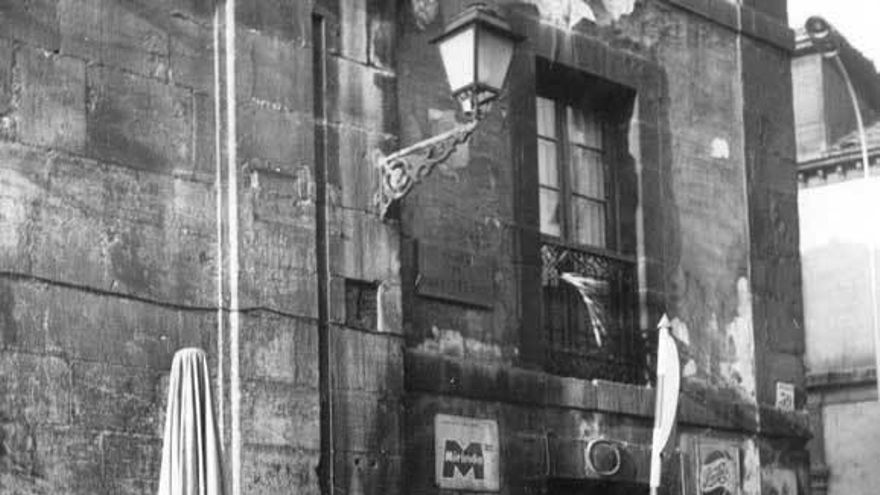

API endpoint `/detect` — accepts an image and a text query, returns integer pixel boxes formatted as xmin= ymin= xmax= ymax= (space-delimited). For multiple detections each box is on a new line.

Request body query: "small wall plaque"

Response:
xmin=416 ymin=242 xmax=494 ymax=308
xmin=775 ymin=382 xmax=795 ymax=412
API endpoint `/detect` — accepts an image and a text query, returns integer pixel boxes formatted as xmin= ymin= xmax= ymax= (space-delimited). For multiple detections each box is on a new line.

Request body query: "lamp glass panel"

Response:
xmin=438 ymin=26 xmax=475 ymax=94
xmin=476 ymin=28 xmax=514 ymax=91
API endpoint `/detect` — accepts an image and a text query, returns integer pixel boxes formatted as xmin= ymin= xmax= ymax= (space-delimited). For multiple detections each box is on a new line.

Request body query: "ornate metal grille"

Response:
xmin=540 ymin=242 xmax=646 ymax=384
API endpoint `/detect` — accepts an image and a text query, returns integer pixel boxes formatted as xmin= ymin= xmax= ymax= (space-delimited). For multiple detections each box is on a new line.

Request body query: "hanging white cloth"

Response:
xmin=158 ymin=348 xmax=224 ymax=495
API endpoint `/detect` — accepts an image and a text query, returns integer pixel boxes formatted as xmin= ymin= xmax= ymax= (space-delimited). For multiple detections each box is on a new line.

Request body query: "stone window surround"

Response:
xmin=506 ymin=9 xmax=670 ymax=378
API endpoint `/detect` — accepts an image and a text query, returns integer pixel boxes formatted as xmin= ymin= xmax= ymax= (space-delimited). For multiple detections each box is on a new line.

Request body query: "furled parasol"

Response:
xmin=157 ymin=348 xmax=224 ymax=495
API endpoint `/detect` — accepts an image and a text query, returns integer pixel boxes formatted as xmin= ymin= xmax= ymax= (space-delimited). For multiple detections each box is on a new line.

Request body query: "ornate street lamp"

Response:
xmin=374 ymin=3 xmax=524 ymax=219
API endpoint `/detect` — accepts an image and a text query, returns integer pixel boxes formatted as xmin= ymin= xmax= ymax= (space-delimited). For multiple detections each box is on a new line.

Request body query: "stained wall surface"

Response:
xmin=0 ymin=0 xmax=806 ymax=494
xmin=396 ymin=1 xmax=806 ymax=494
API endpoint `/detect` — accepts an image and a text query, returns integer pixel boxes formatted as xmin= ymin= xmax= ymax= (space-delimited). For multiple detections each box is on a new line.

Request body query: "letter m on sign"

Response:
xmin=442 ymin=441 xmax=484 ymax=479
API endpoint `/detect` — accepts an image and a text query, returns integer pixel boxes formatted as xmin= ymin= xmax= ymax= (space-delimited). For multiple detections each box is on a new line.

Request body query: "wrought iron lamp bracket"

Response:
xmin=373 ymin=119 xmax=479 ymax=219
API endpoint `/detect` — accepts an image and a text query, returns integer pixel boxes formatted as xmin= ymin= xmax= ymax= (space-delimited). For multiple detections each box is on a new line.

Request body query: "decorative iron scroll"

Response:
xmin=374 ymin=120 xmax=479 ymax=219
xmin=540 ymin=242 xmax=647 ymax=384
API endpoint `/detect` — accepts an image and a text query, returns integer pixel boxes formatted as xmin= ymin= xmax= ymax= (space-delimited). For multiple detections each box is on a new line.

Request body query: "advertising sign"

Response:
xmin=434 ymin=414 xmax=500 ymax=491
xmin=775 ymin=382 xmax=795 ymax=412
xmin=697 ymin=440 xmax=740 ymax=495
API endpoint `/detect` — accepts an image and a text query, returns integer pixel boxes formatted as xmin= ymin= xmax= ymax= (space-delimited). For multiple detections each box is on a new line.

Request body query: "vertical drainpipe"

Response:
xmin=312 ymin=14 xmax=335 ymax=495
xmin=735 ymin=3 xmax=759 ymax=425
xmin=212 ymin=1 xmax=225 ymax=448
xmin=224 ymin=0 xmax=242 ymax=492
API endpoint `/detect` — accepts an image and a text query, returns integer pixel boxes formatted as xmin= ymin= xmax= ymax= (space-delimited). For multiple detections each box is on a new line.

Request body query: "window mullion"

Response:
xmin=557 ymin=102 xmax=572 ymax=242
xmin=603 ymin=119 xmax=619 ymax=252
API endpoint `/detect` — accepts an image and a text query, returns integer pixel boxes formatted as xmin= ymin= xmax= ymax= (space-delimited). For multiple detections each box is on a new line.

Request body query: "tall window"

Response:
xmin=535 ymin=64 xmax=643 ymax=384
xmin=537 ymin=97 xmax=610 ymax=247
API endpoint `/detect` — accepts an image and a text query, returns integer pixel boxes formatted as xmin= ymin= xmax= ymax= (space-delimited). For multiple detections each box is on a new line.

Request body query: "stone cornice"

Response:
xmin=406 ymin=350 xmax=811 ymax=440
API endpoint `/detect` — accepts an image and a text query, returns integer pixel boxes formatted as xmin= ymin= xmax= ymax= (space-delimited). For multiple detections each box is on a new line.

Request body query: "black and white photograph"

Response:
xmin=0 ymin=1 xmax=878 ymax=494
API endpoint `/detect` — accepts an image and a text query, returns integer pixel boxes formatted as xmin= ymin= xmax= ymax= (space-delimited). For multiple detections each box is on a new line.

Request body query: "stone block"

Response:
xmin=240 ymin=314 xmax=319 ymax=387
xmin=23 ymin=154 xmax=216 ymax=306
xmin=0 ymin=351 xmax=70 ymax=425
xmin=18 ymin=48 xmax=87 ymax=152
xmin=34 ymin=426 xmax=104 ymax=494
xmin=236 ymin=0 xmax=310 ymax=44
xmin=242 ymin=218 xmax=316 ymax=285
xmin=333 ymin=391 xmax=401 ymax=454
xmin=0 ymin=0 xmax=60 ymax=50
xmin=239 ymin=267 xmax=318 ymax=320
xmin=169 ymin=15 xmax=214 ymax=91
xmin=238 ymin=220 xmax=318 ymax=317
xmin=325 ymin=125 xmax=386 ymax=211
xmin=0 ymin=39 xmax=12 ymax=123
xmin=248 ymin=167 xmax=315 ymax=228
xmin=241 ymin=444 xmax=321 ymax=495
xmin=332 ymin=328 xmax=404 ymax=395
xmin=193 ymin=91 xmax=216 ymax=176
xmin=86 ymin=66 xmax=193 ymax=173
xmin=0 ymin=143 xmax=54 ymax=276
xmin=378 ymin=281 xmax=403 ymax=335
xmin=241 ymin=381 xmax=320 ymax=450
xmin=330 ymin=207 xmax=399 ymax=282
xmin=237 ymin=32 xmax=312 ymax=110
xmin=0 ymin=280 xmax=45 ymax=352
xmin=237 ymin=103 xmax=314 ymax=176
xmin=367 ymin=0 xmax=396 ymax=70
xmin=333 ymin=451 xmax=402 ymax=495
xmin=326 ymin=57 xmax=395 ymax=133
xmin=504 ymin=433 xmax=549 ymax=483
xmin=102 ymin=434 xmax=162 ymax=483
xmin=158 ymin=0 xmax=214 ymax=21
xmin=59 ymin=0 xmax=169 ymax=79
xmin=71 ymin=361 xmax=164 ymax=435
xmin=340 ymin=0 xmax=368 ymax=64
xmin=34 ymin=284 xmax=215 ymax=368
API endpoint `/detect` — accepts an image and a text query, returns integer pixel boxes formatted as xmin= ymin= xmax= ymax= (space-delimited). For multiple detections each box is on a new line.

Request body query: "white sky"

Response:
xmin=788 ymin=1 xmax=880 ymax=65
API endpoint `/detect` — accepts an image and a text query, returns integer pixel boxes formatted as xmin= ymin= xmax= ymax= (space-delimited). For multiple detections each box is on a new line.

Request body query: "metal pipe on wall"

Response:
xmin=312 ymin=13 xmax=335 ymax=495
xmin=212 ymin=0 xmax=241 ymax=492
xmin=224 ymin=0 xmax=242 ymax=490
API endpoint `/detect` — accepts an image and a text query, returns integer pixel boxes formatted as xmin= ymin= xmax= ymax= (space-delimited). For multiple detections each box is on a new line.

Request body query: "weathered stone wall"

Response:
xmin=319 ymin=1 xmax=405 ymax=494
xmin=0 ymin=1 xmax=217 ymax=493
xmin=396 ymin=0 xmax=807 ymax=494
xmin=740 ymin=16 xmax=808 ymax=491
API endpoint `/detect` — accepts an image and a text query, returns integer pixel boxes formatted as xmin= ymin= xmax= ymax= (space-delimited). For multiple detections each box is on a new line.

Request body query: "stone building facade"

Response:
xmin=0 ymin=1 xmax=807 ymax=494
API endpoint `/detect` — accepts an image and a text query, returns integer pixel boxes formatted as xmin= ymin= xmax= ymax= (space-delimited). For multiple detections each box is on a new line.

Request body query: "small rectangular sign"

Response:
xmin=697 ymin=439 xmax=740 ymax=495
xmin=434 ymin=414 xmax=500 ymax=491
xmin=417 ymin=243 xmax=494 ymax=308
xmin=775 ymin=382 xmax=795 ymax=412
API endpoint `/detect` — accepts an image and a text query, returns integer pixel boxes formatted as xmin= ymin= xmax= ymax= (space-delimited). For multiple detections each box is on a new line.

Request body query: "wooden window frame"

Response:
xmin=534 ymin=60 xmax=644 ymax=384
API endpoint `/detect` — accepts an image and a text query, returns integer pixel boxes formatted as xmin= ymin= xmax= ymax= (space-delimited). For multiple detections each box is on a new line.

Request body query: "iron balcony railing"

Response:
xmin=540 ymin=241 xmax=647 ymax=384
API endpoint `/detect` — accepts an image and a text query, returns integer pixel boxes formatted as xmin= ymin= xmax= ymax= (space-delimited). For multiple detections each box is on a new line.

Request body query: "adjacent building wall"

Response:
xmin=398 ymin=1 xmax=807 ymax=494
xmin=792 ymin=20 xmax=880 ymax=495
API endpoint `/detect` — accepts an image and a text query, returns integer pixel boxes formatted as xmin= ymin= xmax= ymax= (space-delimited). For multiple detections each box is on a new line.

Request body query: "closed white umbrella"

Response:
xmin=158 ymin=348 xmax=224 ymax=495
xmin=649 ymin=315 xmax=681 ymax=495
